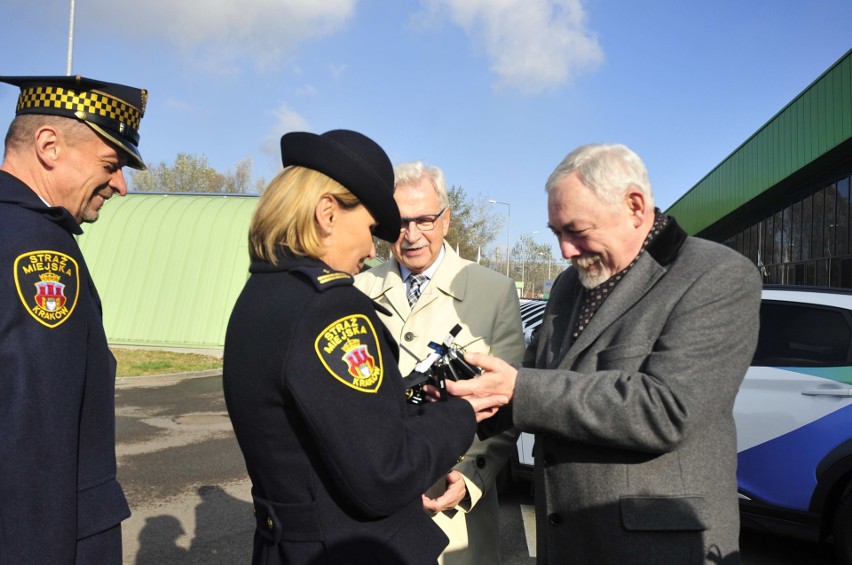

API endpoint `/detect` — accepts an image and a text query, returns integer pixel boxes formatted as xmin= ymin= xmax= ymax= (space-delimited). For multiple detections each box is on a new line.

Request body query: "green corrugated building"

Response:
xmin=667 ymin=48 xmax=852 ymax=286
xmin=77 ymin=193 xmax=256 ymax=350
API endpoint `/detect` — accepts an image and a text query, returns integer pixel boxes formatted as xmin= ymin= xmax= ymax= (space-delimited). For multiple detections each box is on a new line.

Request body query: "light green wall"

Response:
xmin=76 ymin=193 xmax=257 ymax=349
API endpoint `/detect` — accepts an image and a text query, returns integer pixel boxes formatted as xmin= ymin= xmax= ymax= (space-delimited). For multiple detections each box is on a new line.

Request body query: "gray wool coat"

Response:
xmin=513 ymin=218 xmax=761 ymax=564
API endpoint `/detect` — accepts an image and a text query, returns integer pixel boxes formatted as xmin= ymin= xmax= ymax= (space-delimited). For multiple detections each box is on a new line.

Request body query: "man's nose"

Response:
xmin=560 ymin=237 xmax=581 ymax=260
xmin=110 ymin=169 xmax=128 ymax=196
xmin=402 ymin=222 xmax=422 ymax=241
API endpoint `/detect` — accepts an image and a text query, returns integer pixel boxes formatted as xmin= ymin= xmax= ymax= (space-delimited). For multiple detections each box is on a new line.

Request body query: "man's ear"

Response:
xmin=315 ymin=194 xmax=337 ymax=235
xmin=33 ymin=126 xmax=61 ymax=169
xmin=626 ymin=188 xmax=647 ymax=227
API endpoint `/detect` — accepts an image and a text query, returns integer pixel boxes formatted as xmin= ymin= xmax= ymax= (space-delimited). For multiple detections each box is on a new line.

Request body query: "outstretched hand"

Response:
xmin=445 ymin=351 xmax=518 ymax=402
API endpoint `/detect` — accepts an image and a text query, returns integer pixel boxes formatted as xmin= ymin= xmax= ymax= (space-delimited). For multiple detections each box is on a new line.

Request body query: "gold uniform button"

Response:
xmin=267 ymin=517 xmax=274 ymax=529
xmin=457 ymin=455 xmax=465 ymax=463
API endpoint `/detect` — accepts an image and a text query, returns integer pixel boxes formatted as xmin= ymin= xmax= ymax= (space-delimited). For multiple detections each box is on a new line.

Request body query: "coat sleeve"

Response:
xmin=285 ymin=286 xmax=477 ymax=518
xmin=453 ymin=276 xmax=525 ymax=507
xmin=0 ymin=228 xmax=107 ymax=563
xmin=513 ymin=250 xmax=762 ymax=454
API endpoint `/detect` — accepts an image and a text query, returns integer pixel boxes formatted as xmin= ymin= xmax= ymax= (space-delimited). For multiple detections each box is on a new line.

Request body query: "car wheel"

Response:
xmin=834 ymin=485 xmax=852 ymax=565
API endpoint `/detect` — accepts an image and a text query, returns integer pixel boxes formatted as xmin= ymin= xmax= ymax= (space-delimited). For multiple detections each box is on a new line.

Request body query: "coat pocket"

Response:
xmin=597 ymin=341 xmax=652 ymax=371
xmin=252 ymin=495 xmax=323 ymax=543
xmin=620 ymin=495 xmax=708 ymax=531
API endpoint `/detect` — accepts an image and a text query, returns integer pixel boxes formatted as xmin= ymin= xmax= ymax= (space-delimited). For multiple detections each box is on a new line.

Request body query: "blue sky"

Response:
xmin=1 ymin=0 xmax=850 ymax=259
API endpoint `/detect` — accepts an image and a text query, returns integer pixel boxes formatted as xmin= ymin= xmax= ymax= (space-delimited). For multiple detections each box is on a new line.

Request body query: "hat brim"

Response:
xmin=1 ymin=75 xmax=147 ymax=170
xmin=281 ymin=131 xmax=400 ymax=242
xmin=86 ymin=122 xmax=146 ymax=170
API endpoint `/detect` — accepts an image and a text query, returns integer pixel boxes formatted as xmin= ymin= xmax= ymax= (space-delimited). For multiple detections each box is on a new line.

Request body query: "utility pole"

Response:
xmin=66 ymin=0 xmax=76 ymax=75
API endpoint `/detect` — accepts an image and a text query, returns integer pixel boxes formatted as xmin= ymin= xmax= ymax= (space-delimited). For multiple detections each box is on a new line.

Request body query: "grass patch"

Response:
xmin=112 ymin=348 xmax=222 ymax=377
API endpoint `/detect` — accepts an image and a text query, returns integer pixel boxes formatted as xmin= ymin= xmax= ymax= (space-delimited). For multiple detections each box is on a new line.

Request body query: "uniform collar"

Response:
xmin=0 ymin=170 xmax=83 ymax=234
xmin=250 ymin=251 xmax=329 ymax=273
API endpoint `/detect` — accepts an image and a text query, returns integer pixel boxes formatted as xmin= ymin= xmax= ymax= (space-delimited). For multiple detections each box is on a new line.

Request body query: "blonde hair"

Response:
xmin=249 ymin=166 xmax=360 ymax=263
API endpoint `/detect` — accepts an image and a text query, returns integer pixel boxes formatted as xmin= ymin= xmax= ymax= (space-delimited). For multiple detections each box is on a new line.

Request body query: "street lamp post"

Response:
xmin=488 ymin=200 xmax=510 ymax=276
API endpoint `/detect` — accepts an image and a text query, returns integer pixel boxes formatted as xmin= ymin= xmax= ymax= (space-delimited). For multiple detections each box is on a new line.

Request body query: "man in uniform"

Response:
xmin=0 ymin=75 xmax=148 ymax=564
xmin=355 ymin=161 xmax=525 ymax=564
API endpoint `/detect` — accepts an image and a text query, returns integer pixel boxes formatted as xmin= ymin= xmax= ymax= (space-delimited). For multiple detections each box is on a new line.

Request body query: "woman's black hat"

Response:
xmin=281 ymin=129 xmax=401 ymax=242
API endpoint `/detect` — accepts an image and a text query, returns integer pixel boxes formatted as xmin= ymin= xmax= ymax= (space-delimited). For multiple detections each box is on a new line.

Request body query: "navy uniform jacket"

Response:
xmin=0 ymin=171 xmax=130 ymax=564
xmin=223 ymin=253 xmax=476 ymax=565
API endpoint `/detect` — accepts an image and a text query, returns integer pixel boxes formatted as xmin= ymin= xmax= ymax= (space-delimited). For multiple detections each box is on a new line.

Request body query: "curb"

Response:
xmin=116 ymin=368 xmax=223 ymax=388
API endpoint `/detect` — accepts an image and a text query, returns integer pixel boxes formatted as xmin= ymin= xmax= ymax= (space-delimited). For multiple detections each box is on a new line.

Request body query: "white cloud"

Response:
xmin=85 ymin=0 xmax=356 ymax=71
xmin=329 ymin=64 xmax=349 ymax=78
xmin=260 ymin=102 xmax=311 ymax=169
xmin=273 ymin=104 xmax=312 ymax=134
xmin=295 ymin=85 xmax=319 ymax=96
xmin=164 ymin=98 xmax=201 ymax=113
xmin=420 ymin=0 xmax=604 ymax=94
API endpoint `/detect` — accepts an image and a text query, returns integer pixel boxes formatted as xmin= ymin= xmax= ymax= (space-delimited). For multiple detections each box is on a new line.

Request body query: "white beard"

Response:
xmin=575 ymin=255 xmax=612 ymax=289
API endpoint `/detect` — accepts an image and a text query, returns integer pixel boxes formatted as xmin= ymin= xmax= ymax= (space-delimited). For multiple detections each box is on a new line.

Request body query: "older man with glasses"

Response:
xmin=355 ymin=161 xmax=525 ymax=565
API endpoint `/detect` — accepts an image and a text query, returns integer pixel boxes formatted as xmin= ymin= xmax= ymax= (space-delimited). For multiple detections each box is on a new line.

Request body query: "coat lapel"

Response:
xmin=362 ymin=259 xmax=410 ymax=318
xmin=560 ymin=218 xmax=688 ymax=364
xmin=565 ymin=254 xmax=667 ymax=359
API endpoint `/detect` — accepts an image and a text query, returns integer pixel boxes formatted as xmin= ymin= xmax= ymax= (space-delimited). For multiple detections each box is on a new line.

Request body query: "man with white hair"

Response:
xmin=449 ymin=143 xmax=762 ymax=564
xmin=355 ymin=161 xmax=525 ymax=564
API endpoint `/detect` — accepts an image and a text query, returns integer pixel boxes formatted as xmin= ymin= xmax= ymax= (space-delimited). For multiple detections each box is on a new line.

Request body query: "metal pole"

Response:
xmin=66 ymin=0 xmax=76 ymax=75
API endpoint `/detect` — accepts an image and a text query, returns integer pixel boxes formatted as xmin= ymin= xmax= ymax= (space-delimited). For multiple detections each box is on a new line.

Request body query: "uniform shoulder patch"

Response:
xmin=13 ymin=250 xmax=80 ymax=328
xmin=292 ymin=266 xmax=353 ymax=292
xmin=314 ymin=314 xmax=383 ymax=393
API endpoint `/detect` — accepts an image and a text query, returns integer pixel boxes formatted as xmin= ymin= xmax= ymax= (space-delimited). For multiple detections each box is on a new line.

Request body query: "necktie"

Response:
xmin=407 ymin=274 xmax=427 ymax=307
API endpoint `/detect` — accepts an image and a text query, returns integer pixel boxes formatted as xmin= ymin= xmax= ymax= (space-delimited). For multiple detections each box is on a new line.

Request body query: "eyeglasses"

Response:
xmin=400 ymin=208 xmax=446 ymax=232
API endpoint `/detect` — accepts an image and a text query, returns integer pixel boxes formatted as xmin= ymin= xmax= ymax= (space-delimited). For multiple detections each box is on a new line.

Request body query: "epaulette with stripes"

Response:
xmin=292 ymin=266 xmax=353 ymax=292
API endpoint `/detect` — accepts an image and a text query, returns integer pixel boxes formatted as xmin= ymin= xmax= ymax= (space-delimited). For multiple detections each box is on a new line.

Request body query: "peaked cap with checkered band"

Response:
xmin=1 ymin=75 xmax=148 ymax=169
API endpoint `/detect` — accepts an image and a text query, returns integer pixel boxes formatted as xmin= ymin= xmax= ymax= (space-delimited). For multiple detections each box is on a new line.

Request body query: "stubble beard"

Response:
xmin=80 ymin=188 xmax=112 ymax=224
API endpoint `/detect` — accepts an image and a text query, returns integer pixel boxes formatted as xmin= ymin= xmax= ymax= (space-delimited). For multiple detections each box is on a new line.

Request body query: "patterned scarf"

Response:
xmin=570 ymin=209 xmax=671 ymax=343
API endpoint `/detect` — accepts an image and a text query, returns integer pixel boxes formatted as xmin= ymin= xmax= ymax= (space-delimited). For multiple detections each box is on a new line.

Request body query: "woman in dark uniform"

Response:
xmin=223 ymin=130 xmax=493 ymax=565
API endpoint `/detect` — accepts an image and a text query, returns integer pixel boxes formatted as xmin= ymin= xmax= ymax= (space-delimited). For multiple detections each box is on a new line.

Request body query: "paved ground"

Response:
xmin=114 ymin=373 xmax=837 ymax=564
xmin=115 ymin=372 xmax=541 ymax=564
xmin=117 ymin=373 xmax=252 ymax=564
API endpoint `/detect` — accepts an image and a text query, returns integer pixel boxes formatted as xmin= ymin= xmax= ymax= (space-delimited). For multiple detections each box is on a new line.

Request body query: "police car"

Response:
xmin=513 ymin=287 xmax=852 ymax=563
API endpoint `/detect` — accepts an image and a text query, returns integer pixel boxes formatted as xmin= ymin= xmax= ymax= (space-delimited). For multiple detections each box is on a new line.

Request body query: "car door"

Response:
xmin=735 ymin=295 xmax=852 ymax=511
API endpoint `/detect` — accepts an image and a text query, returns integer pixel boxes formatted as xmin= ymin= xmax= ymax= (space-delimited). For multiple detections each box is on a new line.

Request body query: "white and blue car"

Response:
xmin=514 ymin=286 xmax=852 ymax=563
